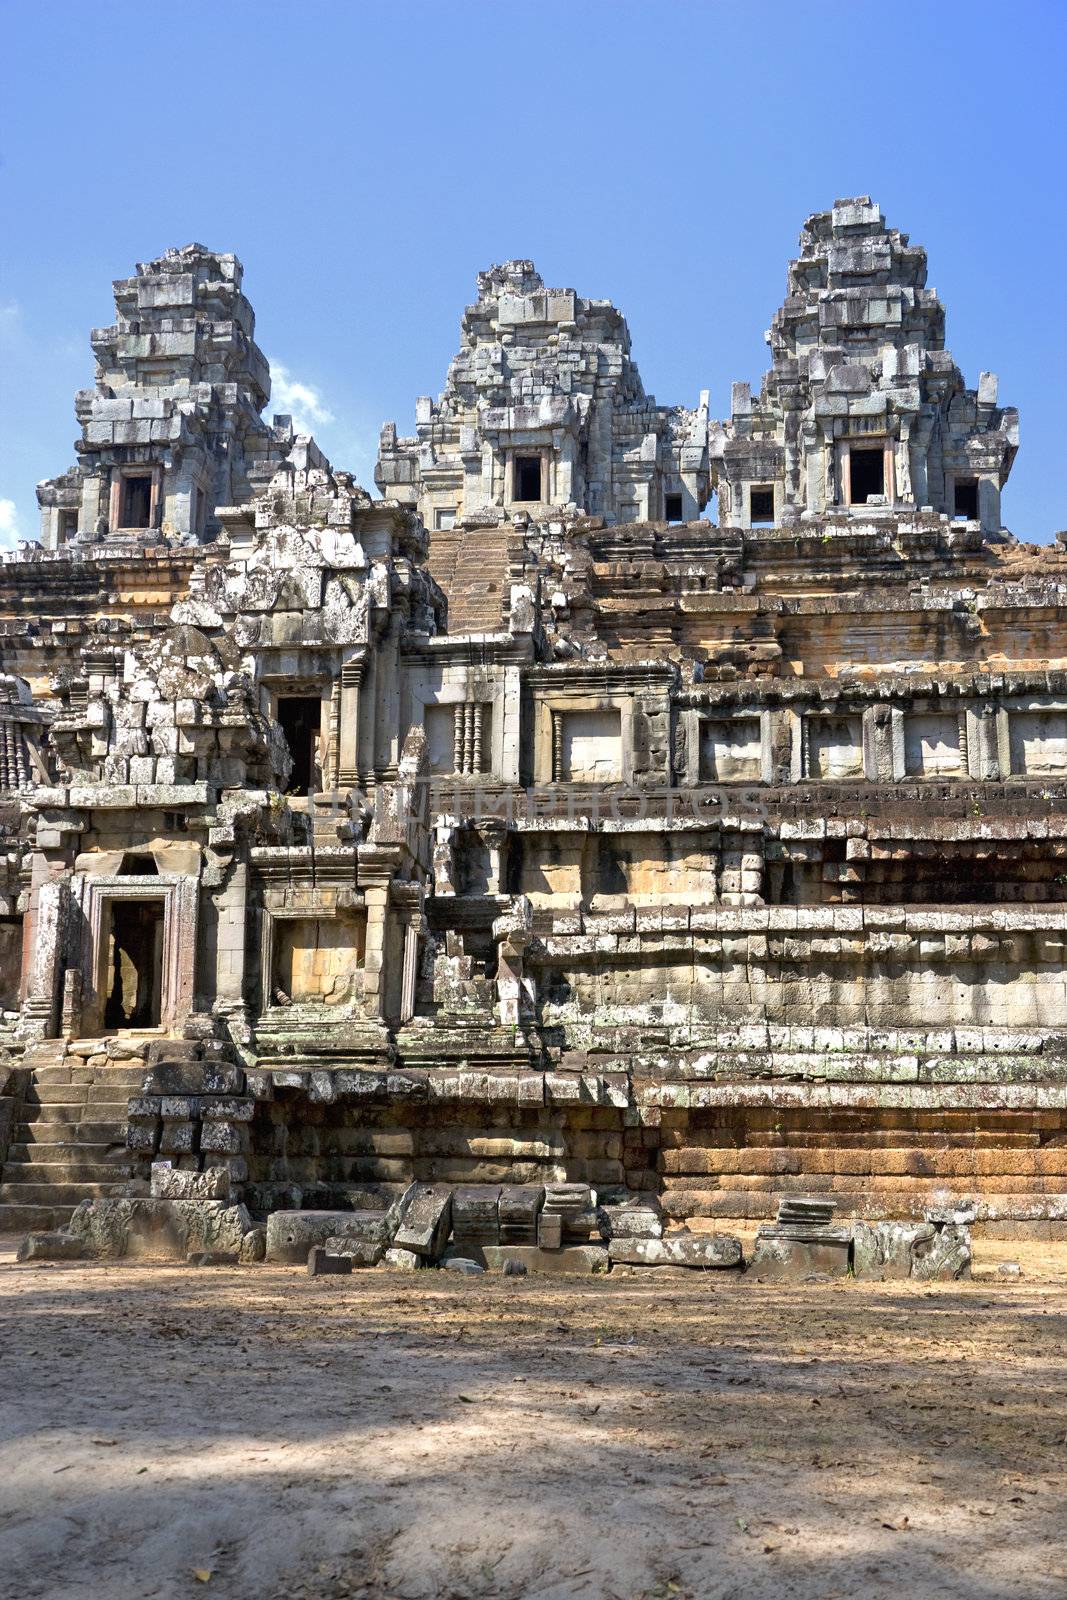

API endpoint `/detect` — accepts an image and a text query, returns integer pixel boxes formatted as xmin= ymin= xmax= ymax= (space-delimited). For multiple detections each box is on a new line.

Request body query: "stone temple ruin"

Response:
xmin=3 ymin=197 xmax=1066 ymax=1274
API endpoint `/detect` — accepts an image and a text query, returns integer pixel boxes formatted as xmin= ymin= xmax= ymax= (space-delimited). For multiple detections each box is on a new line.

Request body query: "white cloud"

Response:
xmin=268 ymin=360 xmax=335 ymax=436
xmin=0 ymin=499 xmax=21 ymax=548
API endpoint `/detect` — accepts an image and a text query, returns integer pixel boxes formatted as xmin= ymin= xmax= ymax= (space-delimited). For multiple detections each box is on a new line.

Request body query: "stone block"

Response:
xmin=16 ymin=1231 xmax=89 ymax=1262
xmin=393 ymin=1184 xmax=452 ymax=1258
xmin=607 ymin=1233 xmax=742 ymax=1268
xmin=264 ymin=1210 xmax=374 ymax=1264
xmin=150 ymin=1162 xmax=231 ymax=1202
xmin=307 ymin=1246 xmax=353 ymax=1277
xmin=749 ymin=1226 xmax=851 ymax=1279
xmin=67 ymin=1198 xmax=252 ymax=1260
xmin=479 ymin=1244 xmax=610 ymax=1275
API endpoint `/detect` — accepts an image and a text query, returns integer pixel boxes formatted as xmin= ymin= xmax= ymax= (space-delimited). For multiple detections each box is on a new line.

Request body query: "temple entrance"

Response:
xmin=104 ymin=899 xmax=164 ymax=1029
xmin=277 ymin=696 xmax=322 ymax=795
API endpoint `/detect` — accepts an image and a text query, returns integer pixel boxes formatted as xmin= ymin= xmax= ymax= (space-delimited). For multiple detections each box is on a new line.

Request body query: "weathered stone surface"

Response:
xmin=16 ymin=1231 xmax=88 ymax=1263
xmin=749 ymin=1227 xmax=851 ymax=1279
xmin=239 ymin=1226 xmax=266 ymax=1264
xmin=150 ymin=1162 xmax=231 ymax=1202
xmin=480 ymin=1244 xmax=610 ymax=1275
xmin=2 ymin=205 xmax=1066 ymax=1248
xmin=307 ymin=1246 xmax=353 ymax=1278
xmin=393 ymin=1184 xmax=452 ymax=1258
xmin=265 ymin=1210 xmax=380 ymax=1265
xmin=67 ymin=1198 xmax=252 ymax=1260
xmin=608 ymin=1234 xmax=741 ymax=1269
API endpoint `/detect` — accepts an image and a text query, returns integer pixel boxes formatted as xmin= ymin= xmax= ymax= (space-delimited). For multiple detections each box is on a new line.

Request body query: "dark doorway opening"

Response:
xmin=849 ymin=448 xmax=885 ymax=504
xmin=750 ymin=486 xmax=775 ymax=524
xmin=664 ymin=492 xmax=683 ymax=523
xmin=954 ymin=478 xmax=979 ymax=519
xmin=122 ymin=475 xmax=153 ymax=529
xmin=514 ymin=456 xmax=542 ymax=502
xmin=105 ymin=899 xmax=164 ymax=1029
xmin=278 ymin=696 xmax=322 ymax=795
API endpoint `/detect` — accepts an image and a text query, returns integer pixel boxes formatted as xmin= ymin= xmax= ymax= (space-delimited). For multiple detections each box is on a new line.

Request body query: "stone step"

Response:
xmin=2 ymin=1159 xmax=132 ymax=1184
xmin=32 ymin=1065 xmax=146 ymax=1084
xmin=0 ymin=1180 xmax=120 ymax=1205
xmin=7 ymin=1139 xmax=129 ymax=1162
xmin=0 ymin=1201 xmax=75 ymax=1233
xmin=21 ymin=1101 xmax=131 ymax=1126
xmin=15 ymin=1120 xmax=126 ymax=1144
xmin=26 ymin=1084 xmax=93 ymax=1105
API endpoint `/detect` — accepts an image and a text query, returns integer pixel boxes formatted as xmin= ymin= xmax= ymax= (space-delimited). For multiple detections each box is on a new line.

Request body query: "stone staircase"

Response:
xmin=428 ymin=526 xmax=519 ymax=634
xmin=0 ymin=1059 xmax=143 ymax=1233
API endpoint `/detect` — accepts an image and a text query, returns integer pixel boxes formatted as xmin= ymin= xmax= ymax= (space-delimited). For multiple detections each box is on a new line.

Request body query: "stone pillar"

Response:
xmin=212 ymin=860 xmax=249 ymax=1040
xmin=338 ymin=654 xmax=365 ymax=789
xmin=978 ymin=477 xmax=1001 ymax=534
xmin=20 ymin=874 xmax=68 ymax=1038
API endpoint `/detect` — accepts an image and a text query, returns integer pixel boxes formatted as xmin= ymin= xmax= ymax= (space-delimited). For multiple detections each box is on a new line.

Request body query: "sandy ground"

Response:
xmin=1 ymin=1237 xmax=1065 ymax=1600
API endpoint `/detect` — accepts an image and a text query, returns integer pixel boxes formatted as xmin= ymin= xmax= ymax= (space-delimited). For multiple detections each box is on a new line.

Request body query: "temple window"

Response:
xmin=749 ymin=486 xmax=775 ymax=524
xmin=121 ymin=474 xmax=153 ymax=529
xmin=426 ymin=702 xmax=490 ymax=776
xmin=664 ymin=492 xmax=683 ymax=523
xmin=514 ymin=455 xmax=542 ymax=502
xmin=699 ymin=717 xmax=762 ymax=782
xmin=849 ymin=448 xmax=885 ymax=504
xmin=277 ymin=695 xmax=322 ymax=795
xmin=954 ymin=478 xmax=979 ymax=519
xmin=434 ymin=507 xmax=457 ymax=530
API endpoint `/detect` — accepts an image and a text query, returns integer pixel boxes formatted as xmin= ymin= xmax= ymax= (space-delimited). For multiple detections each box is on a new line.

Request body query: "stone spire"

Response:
xmin=376 ymin=261 xmax=711 ymax=528
xmin=711 ymin=197 xmax=1018 ymax=532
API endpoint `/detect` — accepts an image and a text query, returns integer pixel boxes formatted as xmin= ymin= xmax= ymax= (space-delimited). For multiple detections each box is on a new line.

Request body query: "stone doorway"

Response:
xmin=104 ymin=898 xmax=164 ymax=1029
xmin=277 ymin=696 xmax=322 ymax=795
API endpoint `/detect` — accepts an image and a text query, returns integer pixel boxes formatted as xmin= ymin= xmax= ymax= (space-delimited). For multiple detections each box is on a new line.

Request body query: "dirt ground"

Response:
xmin=1 ymin=1236 xmax=1065 ymax=1600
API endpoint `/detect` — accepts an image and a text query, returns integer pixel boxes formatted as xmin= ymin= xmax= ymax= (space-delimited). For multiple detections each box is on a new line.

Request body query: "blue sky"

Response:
xmin=1 ymin=0 xmax=1065 ymax=545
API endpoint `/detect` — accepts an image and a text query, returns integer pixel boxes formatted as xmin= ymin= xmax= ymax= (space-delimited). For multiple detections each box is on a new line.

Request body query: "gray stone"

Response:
xmin=598 ymin=1202 xmax=664 ymax=1240
xmin=150 ymin=1162 xmax=231 ymax=1202
xmin=444 ymin=1257 xmax=485 ymax=1275
xmin=608 ymin=1233 xmax=742 ymax=1269
xmin=749 ymin=1226 xmax=851 ymax=1279
xmin=16 ymin=1231 xmax=88 ymax=1263
xmin=264 ymin=1210 xmax=381 ymax=1265
xmin=912 ymin=1225 xmax=971 ymax=1281
xmin=186 ymin=1250 xmax=240 ymax=1267
xmin=307 ymin=1246 xmax=353 ymax=1278
xmin=239 ymin=1226 xmax=266 ymax=1264
xmin=67 ymin=1198 xmax=252 ymax=1260
xmin=480 ymin=1244 xmax=610 ymax=1276
xmin=393 ymin=1184 xmax=452 ymax=1258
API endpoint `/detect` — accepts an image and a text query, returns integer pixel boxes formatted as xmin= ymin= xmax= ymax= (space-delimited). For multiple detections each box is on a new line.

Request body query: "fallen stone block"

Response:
xmin=16 ymin=1232 xmax=89 ymax=1263
xmin=324 ymin=1234 xmax=384 ymax=1267
xmin=393 ymin=1184 xmax=452 ymax=1258
xmin=598 ymin=1201 xmax=664 ymax=1241
xmin=852 ymin=1221 xmax=936 ymax=1281
xmin=239 ymin=1227 xmax=266 ymax=1264
xmin=384 ymin=1247 xmax=422 ymax=1271
xmin=912 ymin=1224 xmax=971 ymax=1281
xmin=444 ymin=1257 xmax=485 ymax=1275
xmin=749 ymin=1226 xmax=851 ymax=1279
xmin=480 ymin=1244 xmax=610 ymax=1276
xmin=67 ymin=1197 xmax=253 ymax=1260
xmin=150 ymin=1162 xmax=231 ymax=1202
xmin=308 ymin=1246 xmax=353 ymax=1278
xmin=186 ymin=1250 xmax=240 ymax=1267
xmin=537 ymin=1212 xmax=563 ymax=1250
xmin=502 ymin=1258 xmax=528 ymax=1277
xmin=608 ymin=1233 xmax=741 ymax=1269
xmin=265 ymin=1210 xmax=380 ymax=1264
